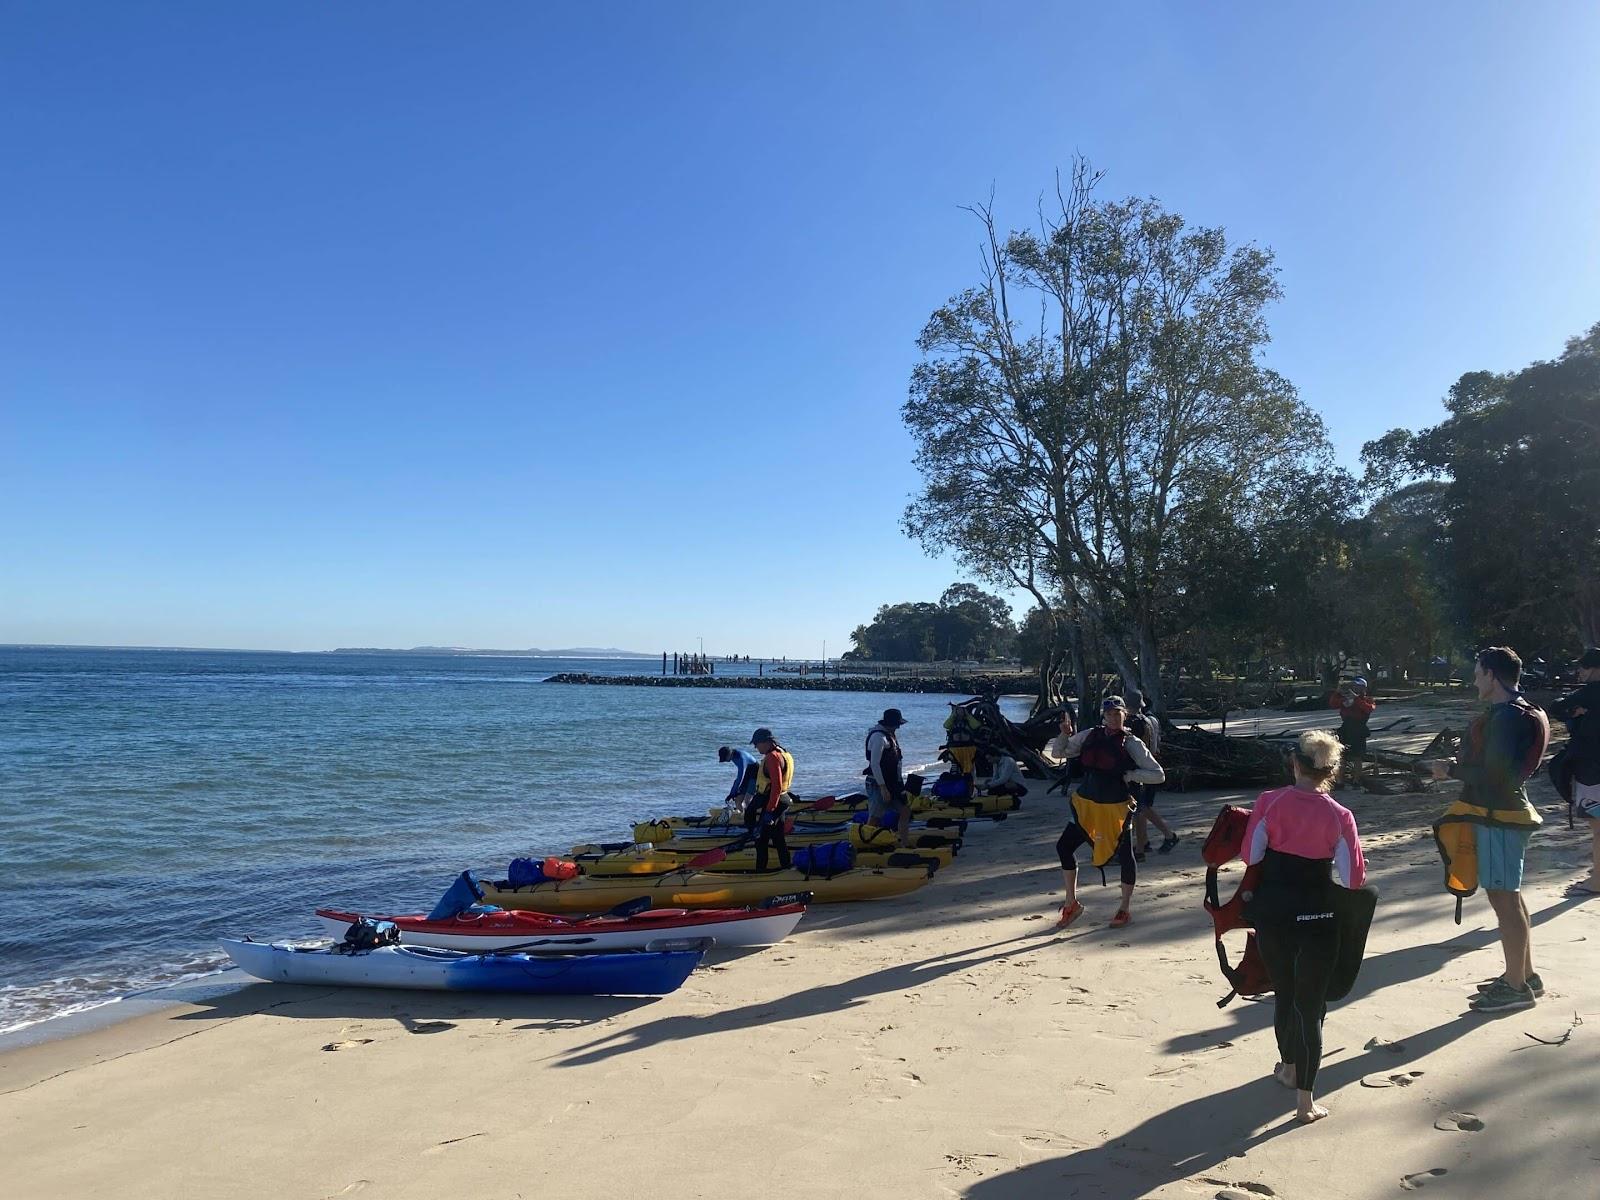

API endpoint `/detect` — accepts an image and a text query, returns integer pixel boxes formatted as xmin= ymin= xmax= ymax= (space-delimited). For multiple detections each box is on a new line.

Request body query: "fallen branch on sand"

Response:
xmin=1522 ymin=1014 xmax=1583 ymax=1048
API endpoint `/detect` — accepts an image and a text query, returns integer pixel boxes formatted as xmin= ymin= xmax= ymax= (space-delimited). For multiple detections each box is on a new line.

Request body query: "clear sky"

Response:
xmin=3 ymin=2 xmax=1597 ymax=655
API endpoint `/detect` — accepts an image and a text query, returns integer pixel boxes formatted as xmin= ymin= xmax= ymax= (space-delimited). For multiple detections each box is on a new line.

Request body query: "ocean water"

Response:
xmin=0 ymin=646 xmax=1024 ymax=1035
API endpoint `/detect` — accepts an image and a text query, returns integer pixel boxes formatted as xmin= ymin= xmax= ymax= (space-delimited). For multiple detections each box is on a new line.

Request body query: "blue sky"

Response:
xmin=3 ymin=2 xmax=1597 ymax=655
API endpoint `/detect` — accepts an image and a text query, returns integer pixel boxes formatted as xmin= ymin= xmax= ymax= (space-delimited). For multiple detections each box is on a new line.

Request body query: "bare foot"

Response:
xmin=1274 ymin=1062 xmax=1297 ymax=1089
xmin=1297 ymin=1102 xmax=1330 ymax=1124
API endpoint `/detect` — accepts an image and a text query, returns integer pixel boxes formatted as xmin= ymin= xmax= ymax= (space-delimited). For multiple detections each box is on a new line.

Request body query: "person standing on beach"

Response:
xmin=1242 ymin=729 xmax=1368 ymax=1125
xmin=864 ymin=708 xmax=911 ymax=847
xmin=718 ymin=745 xmax=760 ymax=815
xmin=1127 ymin=693 xmax=1179 ymax=859
xmin=1329 ymin=677 xmax=1376 ymax=785
xmin=749 ymin=727 xmax=795 ymax=871
xmin=1428 ymin=647 xmax=1550 ymax=1013
xmin=1547 ymin=647 xmax=1600 ymax=895
xmin=1050 ymin=696 xmax=1164 ymax=929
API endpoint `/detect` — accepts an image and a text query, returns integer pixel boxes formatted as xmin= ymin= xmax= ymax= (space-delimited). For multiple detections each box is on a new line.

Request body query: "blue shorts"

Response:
xmin=865 ymin=778 xmax=906 ymax=824
xmin=1475 ymin=825 xmax=1532 ymax=892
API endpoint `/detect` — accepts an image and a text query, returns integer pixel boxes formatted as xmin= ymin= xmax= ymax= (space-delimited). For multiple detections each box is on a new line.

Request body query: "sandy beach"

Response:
xmin=4 ymin=704 xmax=1596 ymax=1200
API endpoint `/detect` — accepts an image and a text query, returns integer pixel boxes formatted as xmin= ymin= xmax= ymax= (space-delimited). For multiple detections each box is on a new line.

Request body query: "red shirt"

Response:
xmin=1329 ymin=692 xmax=1375 ymax=724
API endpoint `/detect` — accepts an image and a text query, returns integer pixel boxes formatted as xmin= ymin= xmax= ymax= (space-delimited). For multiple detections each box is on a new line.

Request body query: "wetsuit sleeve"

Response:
xmin=1242 ymin=792 xmax=1274 ymax=866
xmin=866 ymin=730 xmax=888 ymax=789
xmin=727 ymin=757 xmax=746 ymax=801
xmin=1449 ymin=705 xmax=1527 ymax=795
xmin=1333 ymin=807 xmax=1366 ymax=888
xmin=1549 ymin=683 xmax=1600 ymax=724
xmin=1122 ymin=736 xmax=1165 ymax=785
xmin=763 ymin=750 xmax=786 ymax=811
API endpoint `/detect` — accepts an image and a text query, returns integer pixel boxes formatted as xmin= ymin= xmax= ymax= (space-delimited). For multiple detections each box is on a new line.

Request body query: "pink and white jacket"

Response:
xmin=1242 ymin=785 xmax=1367 ymax=889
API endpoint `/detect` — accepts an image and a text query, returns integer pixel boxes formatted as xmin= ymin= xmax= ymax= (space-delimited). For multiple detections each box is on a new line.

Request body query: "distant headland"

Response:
xmin=328 ymin=646 xmax=656 ymax=658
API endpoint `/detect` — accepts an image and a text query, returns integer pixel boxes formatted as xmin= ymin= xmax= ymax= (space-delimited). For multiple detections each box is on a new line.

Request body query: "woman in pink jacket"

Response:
xmin=1242 ymin=730 xmax=1368 ymax=1124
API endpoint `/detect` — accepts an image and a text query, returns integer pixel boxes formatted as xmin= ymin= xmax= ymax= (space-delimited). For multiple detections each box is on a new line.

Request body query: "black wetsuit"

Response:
xmin=1247 ymin=850 xmax=1344 ymax=1091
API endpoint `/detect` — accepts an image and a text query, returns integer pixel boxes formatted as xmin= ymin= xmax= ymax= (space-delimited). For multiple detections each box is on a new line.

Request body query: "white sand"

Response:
xmin=3 ymin=708 xmax=1596 ymax=1198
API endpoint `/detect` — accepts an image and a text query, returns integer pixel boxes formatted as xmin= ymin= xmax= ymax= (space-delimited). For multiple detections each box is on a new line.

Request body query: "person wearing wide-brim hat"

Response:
xmin=748 ymin=727 xmax=795 ymax=871
xmin=865 ymin=708 xmax=911 ymax=846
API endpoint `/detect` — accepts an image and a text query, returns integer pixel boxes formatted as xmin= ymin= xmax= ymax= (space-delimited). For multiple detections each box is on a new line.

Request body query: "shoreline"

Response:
xmin=544 ymin=670 xmax=1036 ymax=693
xmin=5 ymin=708 xmax=1597 ymax=1197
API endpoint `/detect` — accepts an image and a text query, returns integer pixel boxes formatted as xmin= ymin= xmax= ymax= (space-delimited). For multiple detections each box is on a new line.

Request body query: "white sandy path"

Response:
xmin=2 ymin=748 xmax=1595 ymax=1199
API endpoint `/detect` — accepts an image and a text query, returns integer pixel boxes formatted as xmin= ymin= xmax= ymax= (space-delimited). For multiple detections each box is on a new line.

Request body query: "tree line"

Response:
xmin=899 ymin=160 xmax=1599 ymax=714
xmin=845 ymin=583 xmax=1016 ymax=663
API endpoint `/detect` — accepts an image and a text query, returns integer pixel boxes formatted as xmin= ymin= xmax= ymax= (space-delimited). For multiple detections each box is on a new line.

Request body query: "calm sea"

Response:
xmin=0 ymin=646 xmax=1022 ymax=1035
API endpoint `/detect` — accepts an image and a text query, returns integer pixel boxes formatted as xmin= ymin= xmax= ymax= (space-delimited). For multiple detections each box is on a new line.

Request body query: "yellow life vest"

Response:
xmin=756 ymin=747 xmax=795 ymax=801
xmin=1071 ymin=791 xmax=1135 ymax=870
xmin=1433 ymin=794 xmax=1541 ymax=923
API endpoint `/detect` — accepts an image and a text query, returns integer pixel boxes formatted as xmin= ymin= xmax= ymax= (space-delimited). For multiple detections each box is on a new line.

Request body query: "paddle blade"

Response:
xmin=605 ymin=896 xmax=653 ymax=918
xmin=685 ymin=848 xmax=728 ymax=870
xmin=808 ymin=795 xmax=838 ymax=812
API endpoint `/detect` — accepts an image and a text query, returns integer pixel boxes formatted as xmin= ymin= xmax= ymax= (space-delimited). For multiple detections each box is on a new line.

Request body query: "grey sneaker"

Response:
xmin=1477 ymin=973 xmax=1544 ymax=998
xmin=1471 ymin=979 xmax=1536 ymax=1013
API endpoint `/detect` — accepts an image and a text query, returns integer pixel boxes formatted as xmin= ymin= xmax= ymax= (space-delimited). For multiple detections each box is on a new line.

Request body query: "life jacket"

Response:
xmin=755 ymin=746 xmax=795 ymax=808
xmin=1077 ymin=726 xmax=1136 ymax=804
xmin=863 ymin=725 xmax=902 ymax=781
xmin=1201 ymin=805 xmax=1270 ymax=1008
xmin=944 ymin=707 xmax=980 ymax=746
xmin=1432 ymin=697 xmax=1549 ymax=922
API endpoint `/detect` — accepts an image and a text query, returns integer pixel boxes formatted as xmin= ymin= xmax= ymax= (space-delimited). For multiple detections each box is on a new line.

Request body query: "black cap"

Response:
xmin=1580 ymin=648 xmax=1600 ymax=670
xmin=750 ymin=727 xmax=775 ymax=745
xmin=880 ymin=708 xmax=907 ymax=728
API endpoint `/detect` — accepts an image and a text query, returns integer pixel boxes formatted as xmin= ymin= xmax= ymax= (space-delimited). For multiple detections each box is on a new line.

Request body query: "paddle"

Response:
xmin=682 ymin=847 xmax=728 ymax=871
xmin=476 ymin=936 xmax=598 ymax=956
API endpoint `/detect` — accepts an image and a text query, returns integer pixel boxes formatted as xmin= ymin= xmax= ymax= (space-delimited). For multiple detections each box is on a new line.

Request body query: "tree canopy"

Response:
xmin=845 ymin=584 xmax=1017 ymax=662
xmin=898 ymin=163 xmax=1597 ymax=712
xmin=902 ymin=162 xmax=1335 ymax=711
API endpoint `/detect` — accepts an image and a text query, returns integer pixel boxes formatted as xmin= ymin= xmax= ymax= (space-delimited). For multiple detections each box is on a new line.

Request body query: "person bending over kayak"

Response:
xmin=1242 ymin=729 xmax=1367 ymax=1125
xmin=750 ymin=727 xmax=795 ymax=871
xmin=718 ymin=745 xmax=761 ymax=814
xmin=1051 ymin=696 xmax=1164 ymax=929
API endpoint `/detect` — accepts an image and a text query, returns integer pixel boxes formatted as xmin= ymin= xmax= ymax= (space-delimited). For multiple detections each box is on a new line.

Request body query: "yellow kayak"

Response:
xmin=479 ymin=865 xmax=934 ymax=914
xmin=626 ymin=821 xmax=962 ymax=854
xmin=571 ymin=843 xmax=955 ymax=876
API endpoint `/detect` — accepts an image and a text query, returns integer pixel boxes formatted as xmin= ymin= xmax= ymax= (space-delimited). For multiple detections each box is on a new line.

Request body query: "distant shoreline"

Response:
xmin=544 ymin=671 xmax=1036 ymax=695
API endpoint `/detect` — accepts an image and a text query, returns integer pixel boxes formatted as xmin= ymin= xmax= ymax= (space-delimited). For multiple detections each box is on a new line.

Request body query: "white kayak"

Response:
xmin=221 ymin=938 xmax=705 ymax=995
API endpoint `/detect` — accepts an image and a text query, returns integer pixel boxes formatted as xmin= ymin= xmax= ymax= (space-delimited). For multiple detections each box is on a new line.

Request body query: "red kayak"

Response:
xmin=314 ymin=897 xmax=807 ymax=953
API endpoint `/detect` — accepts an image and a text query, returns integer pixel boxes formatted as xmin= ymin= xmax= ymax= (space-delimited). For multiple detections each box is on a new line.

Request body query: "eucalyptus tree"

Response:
xmin=903 ymin=162 xmax=1334 ymax=712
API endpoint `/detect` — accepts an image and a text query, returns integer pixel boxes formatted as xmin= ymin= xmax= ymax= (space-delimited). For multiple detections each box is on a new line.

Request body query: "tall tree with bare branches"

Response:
xmin=903 ymin=162 xmax=1335 ymax=713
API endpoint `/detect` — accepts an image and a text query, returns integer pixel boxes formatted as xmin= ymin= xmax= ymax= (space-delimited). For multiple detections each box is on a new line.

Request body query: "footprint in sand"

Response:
xmin=1434 ymin=1111 xmax=1485 ymax=1133
xmin=322 ymin=1183 xmax=371 ymax=1198
xmin=1400 ymin=1168 xmax=1448 ymax=1190
xmin=1216 ymin=1186 xmax=1276 ymax=1200
xmin=395 ymin=1016 xmax=455 ymax=1035
xmin=322 ymin=1038 xmax=375 ymax=1052
xmin=1361 ymin=1071 xmax=1424 ymax=1088
xmin=422 ymin=1132 xmax=486 ymax=1155
xmin=1364 ymin=1037 xmax=1407 ymax=1054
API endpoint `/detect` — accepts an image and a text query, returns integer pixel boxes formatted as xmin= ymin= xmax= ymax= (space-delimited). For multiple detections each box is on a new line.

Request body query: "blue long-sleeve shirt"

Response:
xmin=726 ymin=749 xmax=760 ymax=800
